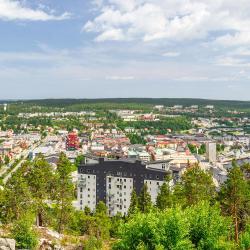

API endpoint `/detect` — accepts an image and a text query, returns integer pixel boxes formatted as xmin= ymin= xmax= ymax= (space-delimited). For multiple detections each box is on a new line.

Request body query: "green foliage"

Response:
xmin=112 ymin=202 xmax=237 ymax=250
xmin=54 ymin=153 xmax=75 ymax=233
xmin=75 ymin=154 xmax=85 ymax=166
xmin=186 ymin=201 xmax=233 ymax=250
xmin=117 ymin=117 xmax=192 ymax=135
xmin=219 ymin=163 xmax=250 ymax=242
xmin=11 ymin=215 xmax=38 ymax=250
xmin=156 ymin=176 xmax=173 ymax=210
xmin=2 ymin=168 xmax=33 ymax=222
xmin=128 ymin=189 xmax=139 ymax=216
xmin=94 ymin=201 xmax=111 ymax=240
xmin=188 ymin=144 xmax=197 ymax=154
xmin=173 ymin=164 xmax=216 ymax=207
xmin=198 ymin=144 xmax=206 ymax=155
xmin=112 ymin=208 xmax=193 ymax=250
xmin=26 ymin=156 xmax=56 ymax=226
xmin=110 ymin=212 xmax=124 ymax=238
xmin=216 ymin=144 xmax=225 ymax=153
xmin=83 ymin=236 xmax=103 ymax=250
xmin=239 ymin=223 xmax=250 ymax=250
xmin=138 ymin=184 xmax=152 ymax=213
xmin=127 ymin=133 xmax=146 ymax=145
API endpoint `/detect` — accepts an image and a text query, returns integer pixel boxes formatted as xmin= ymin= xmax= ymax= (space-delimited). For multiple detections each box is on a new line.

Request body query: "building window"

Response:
xmin=88 ymin=188 xmax=90 ymax=191
xmin=109 ymin=184 xmax=111 ymax=189
xmin=88 ymin=175 xmax=90 ymax=179
xmin=156 ymin=175 xmax=159 ymax=179
xmin=109 ymin=177 xmax=111 ymax=182
xmin=80 ymin=188 xmax=83 ymax=192
xmin=124 ymin=179 xmax=126 ymax=182
xmin=157 ymin=182 xmax=159 ymax=185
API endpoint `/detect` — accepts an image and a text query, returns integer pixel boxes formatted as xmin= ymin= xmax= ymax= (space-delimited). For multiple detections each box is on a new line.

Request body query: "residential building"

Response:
xmin=206 ymin=142 xmax=217 ymax=163
xmin=77 ymin=158 xmax=167 ymax=216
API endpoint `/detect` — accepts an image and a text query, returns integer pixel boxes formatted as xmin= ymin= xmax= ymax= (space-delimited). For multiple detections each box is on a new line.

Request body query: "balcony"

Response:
xmin=78 ymin=179 xmax=86 ymax=188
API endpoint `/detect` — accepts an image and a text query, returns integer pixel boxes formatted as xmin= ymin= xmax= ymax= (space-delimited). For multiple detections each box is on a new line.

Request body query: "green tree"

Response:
xmin=219 ymin=163 xmax=250 ymax=242
xmin=156 ymin=176 xmax=172 ymax=210
xmin=83 ymin=236 xmax=102 ymax=250
xmin=3 ymin=169 xmax=33 ymax=222
xmin=113 ymin=208 xmax=193 ymax=250
xmin=4 ymin=155 xmax=10 ymax=165
xmin=239 ymin=223 xmax=250 ymax=250
xmin=198 ymin=144 xmax=206 ymax=155
xmin=26 ymin=156 xmax=56 ymax=226
xmin=138 ymin=184 xmax=152 ymax=213
xmin=187 ymin=201 xmax=234 ymax=249
xmin=54 ymin=153 xmax=75 ymax=233
xmin=94 ymin=201 xmax=111 ymax=240
xmin=110 ymin=212 xmax=124 ymax=238
xmin=75 ymin=154 xmax=85 ymax=166
xmin=11 ymin=214 xmax=38 ymax=250
xmin=174 ymin=164 xmax=215 ymax=207
xmin=128 ymin=189 xmax=139 ymax=216
xmin=188 ymin=144 xmax=197 ymax=154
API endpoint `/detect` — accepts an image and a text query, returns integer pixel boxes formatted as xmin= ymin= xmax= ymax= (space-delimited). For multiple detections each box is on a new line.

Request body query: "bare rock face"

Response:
xmin=0 ymin=238 xmax=15 ymax=250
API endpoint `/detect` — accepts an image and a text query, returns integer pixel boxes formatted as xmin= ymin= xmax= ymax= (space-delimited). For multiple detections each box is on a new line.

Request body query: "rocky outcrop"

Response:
xmin=0 ymin=238 xmax=15 ymax=250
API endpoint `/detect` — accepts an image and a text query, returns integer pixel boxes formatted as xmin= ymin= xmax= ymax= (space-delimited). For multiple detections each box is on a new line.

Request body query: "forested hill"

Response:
xmin=2 ymin=98 xmax=250 ymax=109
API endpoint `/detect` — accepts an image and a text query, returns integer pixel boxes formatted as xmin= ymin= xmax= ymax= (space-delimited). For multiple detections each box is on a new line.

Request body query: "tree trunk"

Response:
xmin=233 ymin=203 xmax=239 ymax=243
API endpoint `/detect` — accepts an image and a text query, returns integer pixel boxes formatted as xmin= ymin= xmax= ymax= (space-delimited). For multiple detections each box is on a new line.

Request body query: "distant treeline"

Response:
xmin=2 ymin=98 xmax=250 ymax=109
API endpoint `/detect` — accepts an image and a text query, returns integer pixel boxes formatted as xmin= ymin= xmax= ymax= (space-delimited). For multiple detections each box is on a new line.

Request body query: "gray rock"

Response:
xmin=0 ymin=238 xmax=15 ymax=250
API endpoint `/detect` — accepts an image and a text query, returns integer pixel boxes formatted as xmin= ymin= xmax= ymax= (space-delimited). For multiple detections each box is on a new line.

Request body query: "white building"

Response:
xmin=206 ymin=142 xmax=217 ymax=163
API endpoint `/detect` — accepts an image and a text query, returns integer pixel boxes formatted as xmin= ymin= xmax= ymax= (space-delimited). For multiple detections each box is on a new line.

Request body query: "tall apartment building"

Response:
xmin=77 ymin=158 xmax=168 ymax=216
xmin=206 ymin=142 xmax=217 ymax=163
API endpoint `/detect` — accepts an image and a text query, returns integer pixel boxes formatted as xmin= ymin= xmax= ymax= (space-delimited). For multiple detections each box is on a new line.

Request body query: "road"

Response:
xmin=1 ymin=140 xmax=44 ymax=184
xmin=3 ymin=150 xmax=30 ymax=184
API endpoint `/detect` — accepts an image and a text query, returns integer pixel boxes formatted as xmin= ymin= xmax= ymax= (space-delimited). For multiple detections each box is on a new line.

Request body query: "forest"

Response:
xmin=0 ymin=155 xmax=249 ymax=250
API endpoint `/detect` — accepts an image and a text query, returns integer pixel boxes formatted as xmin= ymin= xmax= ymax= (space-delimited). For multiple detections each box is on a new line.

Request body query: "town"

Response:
xmin=0 ymin=99 xmax=249 ymax=249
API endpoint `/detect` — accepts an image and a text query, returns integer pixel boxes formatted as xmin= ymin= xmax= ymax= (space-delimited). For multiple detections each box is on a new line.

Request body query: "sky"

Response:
xmin=0 ymin=0 xmax=250 ymax=100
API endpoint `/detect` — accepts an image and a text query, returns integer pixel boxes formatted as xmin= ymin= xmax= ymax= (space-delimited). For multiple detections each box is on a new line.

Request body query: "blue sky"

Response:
xmin=0 ymin=0 xmax=250 ymax=100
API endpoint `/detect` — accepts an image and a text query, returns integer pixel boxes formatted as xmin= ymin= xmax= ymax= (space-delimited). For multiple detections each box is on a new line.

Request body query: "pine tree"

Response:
xmin=156 ymin=176 xmax=172 ymax=210
xmin=26 ymin=156 xmax=56 ymax=226
xmin=3 ymin=169 xmax=33 ymax=222
xmin=138 ymin=184 xmax=152 ymax=213
xmin=54 ymin=153 xmax=75 ymax=233
xmin=174 ymin=163 xmax=216 ymax=206
xmin=94 ymin=201 xmax=111 ymax=240
xmin=219 ymin=163 xmax=249 ymax=242
xmin=128 ymin=189 xmax=139 ymax=216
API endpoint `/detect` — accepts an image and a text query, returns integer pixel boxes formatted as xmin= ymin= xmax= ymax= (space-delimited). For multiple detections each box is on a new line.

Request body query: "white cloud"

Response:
xmin=162 ymin=52 xmax=180 ymax=57
xmin=83 ymin=0 xmax=250 ymax=46
xmin=0 ymin=0 xmax=70 ymax=21
xmin=215 ymin=32 xmax=250 ymax=47
xmin=105 ymin=75 xmax=135 ymax=80
xmin=215 ymin=56 xmax=250 ymax=67
xmin=95 ymin=28 xmax=125 ymax=41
